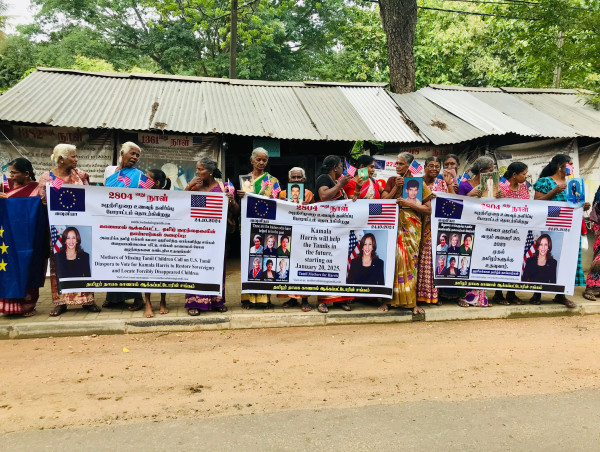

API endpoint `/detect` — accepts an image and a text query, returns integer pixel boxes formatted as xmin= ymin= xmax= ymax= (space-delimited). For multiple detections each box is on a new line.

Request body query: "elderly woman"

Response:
xmin=380 ymin=152 xmax=431 ymax=314
xmin=38 ymin=144 xmax=101 ymax=316
xmin=532 ymin=154 xmax=590 ymax=308
xmin=184 ymin=157 xmax=238 ymax=316
xmin=239 ymin=148 xmax=280 ymax=309
xmin=105 ymin=142 xmax=152 ymax=189
xmin=416 ymin=156 xmax=456 ymax=306
xmin=0 ymin=158 xmax=47 ymax=317
xmin=278 ymin=167 xmax=314 ymax=204
xmin=344 ymin=155 xmax=383 ymax=200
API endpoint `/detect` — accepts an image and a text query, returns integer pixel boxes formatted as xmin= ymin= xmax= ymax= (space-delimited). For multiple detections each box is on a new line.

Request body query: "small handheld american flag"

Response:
xmin=117 ymin=173 xmax=131 ymax=188
xmin=344 ymin=162 xmax=357 ymax=177
xmin=139 ymin=173 xmax=154 ymax=189
xmin=49 ymin=172 xmax=64 ymax=189
xmin=2 ymin=174 xmax=8 ymax=190
xmin=408 ymin=160 xmax=423 ymax=175
xmin=271 ymin=181 xmax=281 ymax=198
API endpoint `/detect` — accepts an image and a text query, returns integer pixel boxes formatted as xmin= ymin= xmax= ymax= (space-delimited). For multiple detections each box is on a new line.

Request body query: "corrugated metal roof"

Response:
xmin=0 ymin=68 xmax=418 ymax=142
xmin=469 ymin=92 xmax=578 ymax=138
xmin=418 ymin=87 xmax=538 ymax=136
xmin=515 ymin=94 xmax=600 ymax=138
xmin=390 ymin=92 xmax=485 ymax=145
xmin=340 ymin=87 xmax=425 ymax=143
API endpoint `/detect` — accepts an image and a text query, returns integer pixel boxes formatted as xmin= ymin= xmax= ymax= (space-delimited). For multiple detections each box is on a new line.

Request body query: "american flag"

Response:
xmin=347 ymin=231 xmax=360 ymax=273
xmin=2 ymin=174 xmax=8 ymax=190
xmin=409 ymin=159 xmax=423 ymax=175
xmin=224 ymin=179 xmax=236 ymax=195
xmin=49 ymin=172 xmax=64 ymax=189
xmin=522 ymin=230 xmax=535 ymax=271
xmin=368 ymin=203 xmax=397 ymax=225
xmin=345 ymin=162 xmax=357 ymax=177
xmin=261 ymin=176 xmax=270 ymax=189
xmin=271 ymin=180 xmax=281 ymax=198
xmin=117 ymin=173 xmax=131 ymax=188
xmin=190 ymin=194 xmax=223 ymax=219
xmin=51 ymin=225 xmax=62 ymax=253
xmin=546 ymin=206 xmax=573 ymax=228
xmin=139 ymin=173 xmax=154 ymax=189
xmin=566 ymin=162 xmax=573 ymax=176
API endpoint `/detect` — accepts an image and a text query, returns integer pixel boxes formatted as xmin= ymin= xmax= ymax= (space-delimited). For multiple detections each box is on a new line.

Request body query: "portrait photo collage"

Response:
xmin=248 ymin=223 xmax=293 ymax=282
xmin=435 ymin=222 xmax=476 ymax=279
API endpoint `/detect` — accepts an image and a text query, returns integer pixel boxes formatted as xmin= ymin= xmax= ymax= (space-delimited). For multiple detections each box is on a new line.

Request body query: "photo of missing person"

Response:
xmin=402 ymin=177 xmax=423 ymax=206
xmin=521 ymin=233 xmax=559 ymax=284
xmin=447 ymin=233 xmax=461 ymax=253
xmin=276 ymin=258 xmax=289 ymax=280
xmin=287 ymin=183 xmax=304 ymax=203
xmin=346 ymin=232 xmax=385 ymax=285
xmin=444 ymin=256 xmax=458 ymax=277
xmin=54 ymin=226 xmax=92 ymax=278
xmin=277 ymin=236 xmax=291 ymax=257
xmin=460 ymin=233 xmax=473 ymax=254
xmin=250 ymin=234 xmax=263 ymax=254
xmin=458 ymin=256 xmax=471 ymax=277
xmin=263 ymin=234 xmax=278 ymax=255
xmin=437 ymin=233 xmax=448 ymax=252
xmin=248 ymin=257 xmax=262 ymax=279
xmin=435 ymin=254 xmax=447 ymax=276
xmin=262 ymin=258 xmax=276 ymax=280
xmin=566 ymin=178 xmax=585 ymax=207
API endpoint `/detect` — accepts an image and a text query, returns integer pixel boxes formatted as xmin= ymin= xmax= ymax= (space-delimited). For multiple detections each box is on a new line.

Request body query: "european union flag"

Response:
xmin=247 ymin=196 xmax=277 ymax=220
xmin=435 ymin=197 xmax=463 ymax=219
xmin=0 ymin=198 xmax=48 ymax=298
xmin=49 ymin=187 xmax=86 ymax=212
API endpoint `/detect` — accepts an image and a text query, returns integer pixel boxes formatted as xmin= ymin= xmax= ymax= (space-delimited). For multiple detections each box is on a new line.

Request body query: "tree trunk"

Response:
xmin=229 ymin=0 xmax=238 ymax=79
xmin=378 ymin=0 xmax=417 ymax=93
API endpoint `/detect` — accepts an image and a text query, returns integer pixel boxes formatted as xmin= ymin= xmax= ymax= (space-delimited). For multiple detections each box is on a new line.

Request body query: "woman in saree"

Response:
xmin=38 ymin=144 xmax=101 ymax=316
xmin=238 ymin=147 xmax=280 ymax=309
xmin=343 ymin=155 xmax=383 ymax=200
xmin=416 ymin=156 xmax=455 ymax=306
xmin=583 ymin=185 xmax=600 ymax=301
xmin=103 ymin=142 xmax=149 ymax=311
xmin=184 ymin=157 xmax=238 ymax=315
xmin=380 ymin=152 xmax=431 ymax=314
xmin=0 ymin=158 xmax=46 ymax=316
xmin=315 ymin=155 xmax=353 ymax=313
xmin=533 ymin=154 xmax=590 ymax=308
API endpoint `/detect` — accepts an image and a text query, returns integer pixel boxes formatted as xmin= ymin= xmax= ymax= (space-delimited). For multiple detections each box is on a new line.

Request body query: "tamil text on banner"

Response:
xmin=431 ymin=192 xmax=583 ymax=294
xmin=240 ymin=194 xmax=398 ymax=298
xmin=46 ymin=185 xmax=227 ymax=295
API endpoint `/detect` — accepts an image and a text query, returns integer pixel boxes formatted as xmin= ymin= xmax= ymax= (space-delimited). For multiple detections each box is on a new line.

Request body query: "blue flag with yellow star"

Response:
xmin=247 ymin=195 xmax=277 ymax=220
xmin=435 ymin=197 xmax=464 ymax=219
xmin=0 ymin=197 xmax=48 ymax=298
xmin=49 ymin=187 xmax=86 ymax=212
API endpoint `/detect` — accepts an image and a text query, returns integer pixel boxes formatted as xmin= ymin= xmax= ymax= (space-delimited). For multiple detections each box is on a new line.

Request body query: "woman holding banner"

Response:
xmin=454 ymin=156 xmax=497 ymax=307
xmin=583 ymin=186 xmax=600 ymax=301
xmin=0 ymin=158 xmax=47 ymax=317
xmin=238 ymin=148 xmax=280 ymax=309
xmin=185 ymin=157 xmax=238 ymax=316
xmin=315 ymin=155 xmax=353 ymax=313
xmin=38 ymin=144 xmax=101 ymax=316
xmin=344 ymin=155 xmax=382 ymax=200
xmin=533 ymin=154 xmax=589 ymax=308
xmin=380 ymin=152 xmax=431 ymax=315
xmin=417 ymin=156 xmax=456 ymax=306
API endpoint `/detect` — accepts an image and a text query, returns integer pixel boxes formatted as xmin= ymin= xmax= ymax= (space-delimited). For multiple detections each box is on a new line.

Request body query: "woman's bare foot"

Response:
xmin=378 ymin=302 xmax=389 ymax=312
xmin=412 ymin=306 xmax=424 ymax=315
xmin=159 ymin=302 xmax=169 ymax=315
xmin=144 ymin=300 xmax=154 ymax=318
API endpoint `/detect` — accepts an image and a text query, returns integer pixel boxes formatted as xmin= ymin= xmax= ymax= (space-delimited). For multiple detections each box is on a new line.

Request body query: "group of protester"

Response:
xmin=1 ymin=142 xmax=599 ymax=319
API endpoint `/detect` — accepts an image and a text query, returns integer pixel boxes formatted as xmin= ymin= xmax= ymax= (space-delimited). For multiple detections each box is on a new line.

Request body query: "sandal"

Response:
xmin=82 ymin=303 xmax=101 ymax=313
xmin=49 ymin=304 xmax=67 ymax=317
xmin=188 ymin=308 xmax=200 ymax=316
xmin=506 ymin=295 xmax=525 ymax=305
xmin=22 ymin=309 xmax=36 ymax=318
xmin=317 ymin=303 xmax=329 ymax=313
xmin=554 ymin=295 xmax=577 ymax=309
xmin=214 ymin=306 xmax=228 ymax=313
xmin=282 ymin=299 xmax=299 ymax=308
xmin=339 ymin=302 xmax=352 ymax=311
xmin=300 ymin=300 xmax=312 ymax=312
xmin=529 ymin=293 xmax=541 ymax=305
xmin=458 ymin=300 xmax=469 ymax=307
xmin=491 ymin=293 xmax=510 ymax=305
xmin=582 ymin=290 xmax=596 ymax=301
xmin=378 ymin=302 xmax=389 ymax=312
xmin=128 ymin=298 xmax=145 ymax=311
xmin=241 ymin=301 xmax=252 ymax=310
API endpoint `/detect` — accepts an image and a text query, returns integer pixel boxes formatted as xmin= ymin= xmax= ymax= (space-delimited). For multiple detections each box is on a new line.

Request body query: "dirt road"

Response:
xmin=1 ymin=316 xmax=599 ymax=434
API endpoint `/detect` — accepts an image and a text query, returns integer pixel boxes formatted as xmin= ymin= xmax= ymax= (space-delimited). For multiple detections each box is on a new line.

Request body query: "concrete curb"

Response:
xmin=0 ymin=301 xmax=596 ymax=339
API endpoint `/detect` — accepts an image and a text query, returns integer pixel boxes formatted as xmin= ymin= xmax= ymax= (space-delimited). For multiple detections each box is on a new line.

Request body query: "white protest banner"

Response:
xmin=431 ymin=192 xmax=583 ymax=294
xmin=240 ymin=194 xmax=398 ymax=298
xmin=46 ymin=185 xmax=227 ymax=295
